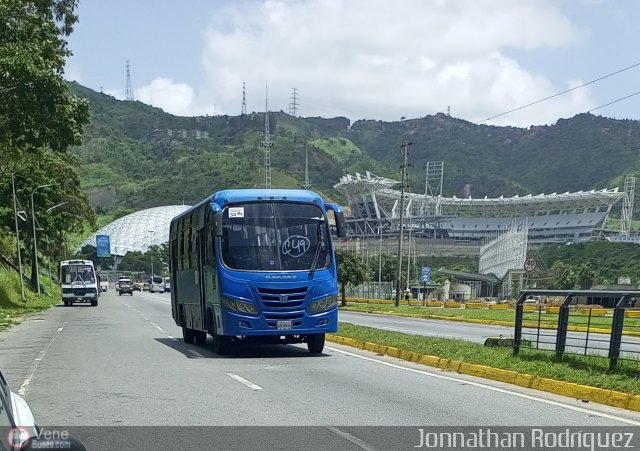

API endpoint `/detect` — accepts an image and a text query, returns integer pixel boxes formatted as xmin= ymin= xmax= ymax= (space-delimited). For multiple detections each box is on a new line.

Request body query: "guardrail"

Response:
xmin=513 ymin=289 xmax=640 ymax=371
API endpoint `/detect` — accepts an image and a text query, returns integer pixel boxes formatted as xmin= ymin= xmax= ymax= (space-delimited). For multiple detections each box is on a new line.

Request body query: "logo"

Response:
xmin=279 ymin=294 xmax=288 ymax=302
xmin=265 ymin=275 xmax=298 ymax=280
xmin=281 ymin=235 xmax=311 ymax=257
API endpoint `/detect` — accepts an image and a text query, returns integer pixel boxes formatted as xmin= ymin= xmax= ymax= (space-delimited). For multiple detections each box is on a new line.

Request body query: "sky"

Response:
xmin=65 ymin=0 xmax=640 ymax=128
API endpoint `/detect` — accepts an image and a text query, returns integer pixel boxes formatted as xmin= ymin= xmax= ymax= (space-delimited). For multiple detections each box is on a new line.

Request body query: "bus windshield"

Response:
xmin=221 ymin=202 xmax=331 ymax=271
xmin=61 ymin=265 xmax=95 ymax=285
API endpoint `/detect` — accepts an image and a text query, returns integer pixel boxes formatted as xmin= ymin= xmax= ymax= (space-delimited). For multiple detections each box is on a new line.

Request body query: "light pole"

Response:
xmin=12 ymin=174 xmax=26 ymax=301
xmin=44 ymin=202 xmax=68 ymax=296
xmin=31 ymin=184 xmax=54 ymax=294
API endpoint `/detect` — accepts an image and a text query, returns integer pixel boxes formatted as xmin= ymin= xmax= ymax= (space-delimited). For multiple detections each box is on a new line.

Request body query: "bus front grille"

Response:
xmin=257 ymin=286 xmax=308 ymax=310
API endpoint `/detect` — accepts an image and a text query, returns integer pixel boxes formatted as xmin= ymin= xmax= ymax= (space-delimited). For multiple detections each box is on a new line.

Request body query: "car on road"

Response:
xmin=117 ymin=278 xmax=133 ymax=296
xmin=132 ymin=282 xmax=141 ymax=291
xmin=0 ymin=370 xmax=86 ymax=450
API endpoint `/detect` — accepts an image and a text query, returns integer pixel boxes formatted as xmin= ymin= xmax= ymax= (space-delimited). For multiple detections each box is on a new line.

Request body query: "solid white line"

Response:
xmin=188 ymin=349 xmax=204 ymax=358
xmin=19 ymin=322 xmax=67 ymax=395
xmin=167 ymin=336 xmax=178 ymax=341
xmin=325 ymin=346 xmax=640 ymax=426
xmin=226 ymin=373 xmax=263 ymax=391
xmin=326 ymin=426 xmax=377 ymax=451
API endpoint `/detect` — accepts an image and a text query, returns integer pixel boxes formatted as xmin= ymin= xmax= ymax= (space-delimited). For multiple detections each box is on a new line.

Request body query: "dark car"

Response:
xmin=132 ymin=283 xmax=141 ymax=291
xmin=117 ymin=278 xmax=133 ymax=296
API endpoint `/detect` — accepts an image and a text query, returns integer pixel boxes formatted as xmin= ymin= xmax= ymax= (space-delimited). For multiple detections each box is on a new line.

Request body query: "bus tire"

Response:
xmin=194 ymin=330 xmax=207 ymax=345
xmin=182 ymin=326 xmax=195 ymax=344
xmin=210 ymin=319 xmax=229 ymax=355
xmin=91 ymin=299 xmax=98 ymax=307
xmin=307 ymin=333 xmax=325 ymax=354
xmin=63 ymin=300 xmax=69 ymax=307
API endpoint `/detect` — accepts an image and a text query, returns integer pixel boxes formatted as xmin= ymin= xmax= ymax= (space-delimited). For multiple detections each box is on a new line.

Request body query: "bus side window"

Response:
xmin=178 ymin=224 xmax=184 ymax=270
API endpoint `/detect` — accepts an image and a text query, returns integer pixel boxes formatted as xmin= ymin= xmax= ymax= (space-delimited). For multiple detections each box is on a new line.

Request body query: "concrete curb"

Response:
xmin=326 ymin=333 xmax=640 ymax=413
xmin=340 ymin=308 xmax=640 ymax=338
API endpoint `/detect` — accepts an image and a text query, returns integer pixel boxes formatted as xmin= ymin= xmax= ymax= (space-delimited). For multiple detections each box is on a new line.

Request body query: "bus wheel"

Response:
xmin=182 ymin=326 xmax=195 ymax=344
xmin=307 ymin=333 xmax=325 ymax=354
xmin=63 ymin=300 xmax=69 ymax=306
xmin=194 ymin=330 xmax=207 ymax=345
xmin=91 ymin=299 xmax=98 ymax=307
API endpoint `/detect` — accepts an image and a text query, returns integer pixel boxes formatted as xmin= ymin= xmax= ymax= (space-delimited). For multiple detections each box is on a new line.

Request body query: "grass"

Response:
xmin=337 ymin=323 xmax=640 ymax=395
xmin=0 ymin=268 xmax=59 ymax=331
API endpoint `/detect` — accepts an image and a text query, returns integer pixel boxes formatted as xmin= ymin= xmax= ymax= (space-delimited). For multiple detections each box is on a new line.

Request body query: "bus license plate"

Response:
xmin=277 ymin=321 xmax=292 ymax=330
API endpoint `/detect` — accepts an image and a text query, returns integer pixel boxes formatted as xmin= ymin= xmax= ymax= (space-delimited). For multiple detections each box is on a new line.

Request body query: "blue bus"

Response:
xmin=169 ymin=189 xmax=346 ymax=354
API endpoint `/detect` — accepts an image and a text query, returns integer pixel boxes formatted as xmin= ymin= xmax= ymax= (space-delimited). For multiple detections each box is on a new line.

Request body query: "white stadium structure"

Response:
xmin=334 ymin=171 xmax=631 ymax=246
xmin=80 ymin=205 xmax=191 ymax=257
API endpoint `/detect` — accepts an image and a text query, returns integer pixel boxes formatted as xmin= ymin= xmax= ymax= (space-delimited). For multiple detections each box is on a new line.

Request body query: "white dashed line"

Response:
xmin=226 ymin=373 xmax=263 ymax=391
xmin=19 ymin=322 xmax=67 ymax=395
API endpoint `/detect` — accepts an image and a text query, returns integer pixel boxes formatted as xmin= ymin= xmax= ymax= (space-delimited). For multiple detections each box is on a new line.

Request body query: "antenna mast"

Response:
xmin=241 ymin=82 xmax=247 ymax=115
xmin=303 ymin=145 xmax=311 ymax=189
xmin=260 ymin=86 xmax=273 ymax=188
xmin=289 ymin=88 xmax=299 ymax=116
xmin=125 ymin=60 xmax=134 ymax=101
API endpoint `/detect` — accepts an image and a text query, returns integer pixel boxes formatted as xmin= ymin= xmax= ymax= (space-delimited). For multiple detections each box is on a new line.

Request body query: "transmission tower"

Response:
xmin=395 ymin=141 xmax=413 ymax=306
xmin=241 ymin=82 xmax=247 ymax=115
xmin=425 ymin=161 xmax=444 ymax=197
xmin=260 ymin=86 xmax=273 ymax=188
xmin=621 ymin=175 xmax=636 ymax=236
xmin=125 ymin=60 xmax=134 ymax=101
xmin=289 ymin=88 xmax=299 ymax=116
xmin=303 ymin=145 xmax=311 ymax=189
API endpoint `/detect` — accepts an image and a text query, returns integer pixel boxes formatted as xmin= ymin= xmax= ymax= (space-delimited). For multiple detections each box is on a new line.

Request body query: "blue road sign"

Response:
xmin=96 ymin=235 xmax=111 ymax=258
xmin=420 ymin=266 xmax=431 ymax=283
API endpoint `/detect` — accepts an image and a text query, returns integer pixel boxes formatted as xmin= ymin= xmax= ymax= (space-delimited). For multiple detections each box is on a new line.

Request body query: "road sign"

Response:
xmin=524 ymin=256 xmax=537 ymax=272
xmin=420 ymin=266 xmax=431 ymax=283
xmin=96 ymin=235 xmax=111 ymax=258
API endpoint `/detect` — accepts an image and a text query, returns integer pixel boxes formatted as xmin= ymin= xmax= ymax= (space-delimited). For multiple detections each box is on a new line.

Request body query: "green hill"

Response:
xmin=68 ymin=83 xmax=640 ymax=214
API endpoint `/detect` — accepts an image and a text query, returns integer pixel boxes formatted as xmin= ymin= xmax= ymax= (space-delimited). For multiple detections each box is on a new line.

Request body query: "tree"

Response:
xmin=0 ymin=0 xmax=89 ymax=175
xmin=336 ymin=249 xmax=369 ymax=306
xmin=548 ymin=260 xmax=577 ymax=290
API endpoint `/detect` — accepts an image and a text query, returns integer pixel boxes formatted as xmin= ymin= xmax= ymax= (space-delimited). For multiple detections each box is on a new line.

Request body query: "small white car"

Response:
xmin=0 ymin=370 xmax=86 ymax=450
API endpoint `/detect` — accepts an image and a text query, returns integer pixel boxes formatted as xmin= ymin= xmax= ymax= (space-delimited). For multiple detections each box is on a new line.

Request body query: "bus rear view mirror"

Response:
xmin=325 ymin=203 xmax=347 ymax=238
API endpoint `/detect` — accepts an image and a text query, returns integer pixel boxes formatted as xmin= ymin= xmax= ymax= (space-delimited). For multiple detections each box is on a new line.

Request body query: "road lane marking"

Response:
xmin=226 ymin=373 xmax=263 ymax=391
xmin=188 ymin=349 xmax=204 ymax=358
xmin=326 ymin=346 xmax=640 ymax=426
xmin=19 ymin=322 xmax=67 ymax=396
xmin=167 ymin=336 xmax=178 ymax=341
xmin=326 ymin=426 xmax=377 ymax=451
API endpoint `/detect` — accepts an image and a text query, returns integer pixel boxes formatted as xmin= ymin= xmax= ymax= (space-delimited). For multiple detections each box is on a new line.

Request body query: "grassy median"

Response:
xmin=341 ymin=303 xmax=640 ymax=333
xmin=0 ymin=269 xmax=59 ymax=331
xmin=336 ymin=323 xmax=640 ymax=395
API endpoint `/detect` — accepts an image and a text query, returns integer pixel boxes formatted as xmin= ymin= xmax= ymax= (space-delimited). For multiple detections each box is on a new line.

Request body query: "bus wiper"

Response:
xmin=309 ymin=224 xmax=326 ymax=278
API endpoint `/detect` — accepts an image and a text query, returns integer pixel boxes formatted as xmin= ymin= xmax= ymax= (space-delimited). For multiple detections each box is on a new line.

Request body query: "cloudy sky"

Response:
xmin=65 ymin=0 xmax=640 ymax=127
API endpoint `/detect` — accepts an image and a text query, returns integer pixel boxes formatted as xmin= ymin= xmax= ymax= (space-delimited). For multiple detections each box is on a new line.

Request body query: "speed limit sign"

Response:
xmin=524 ymin=256 xmax=537 ymax=272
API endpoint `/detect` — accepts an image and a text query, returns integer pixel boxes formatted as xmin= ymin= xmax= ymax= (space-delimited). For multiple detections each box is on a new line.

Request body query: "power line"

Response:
xmin=479 ymin=61 xmax=640 ymax=123
xmin=588 ymin=90 xmax=640 ymax=114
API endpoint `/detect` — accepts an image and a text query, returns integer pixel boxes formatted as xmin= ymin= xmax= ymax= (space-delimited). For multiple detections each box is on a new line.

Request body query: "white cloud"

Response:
xmin=135 ymin=78 xmax=215 ymax=116
xmin=64 ymin=63 xmax=83 ymax=83
xmin=193 ymin=0 xmax=592 ymax=127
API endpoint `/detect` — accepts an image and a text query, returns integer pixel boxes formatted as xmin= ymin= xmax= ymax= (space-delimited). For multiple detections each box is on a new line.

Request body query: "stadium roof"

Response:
xmin=79 ymin=205 xmax=191 ymax=257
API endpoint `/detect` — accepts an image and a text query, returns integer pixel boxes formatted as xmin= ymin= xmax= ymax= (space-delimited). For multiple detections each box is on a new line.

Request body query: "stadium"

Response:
xmin=334 ymin=171 xmax=635 ymax=299
xmin=334 ymin=171 xmax=630 ymax=247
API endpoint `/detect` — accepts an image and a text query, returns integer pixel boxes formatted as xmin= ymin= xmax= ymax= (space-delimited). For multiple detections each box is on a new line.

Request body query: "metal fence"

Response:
xmin=513 ymin=289 xmax=640 ymax=371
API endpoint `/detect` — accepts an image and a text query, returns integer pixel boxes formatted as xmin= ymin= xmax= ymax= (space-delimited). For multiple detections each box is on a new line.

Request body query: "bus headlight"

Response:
xmin=308 ymin=295 xmax=338 ymax=314
xmin=222 ymin=297 xmax=259 ymax=315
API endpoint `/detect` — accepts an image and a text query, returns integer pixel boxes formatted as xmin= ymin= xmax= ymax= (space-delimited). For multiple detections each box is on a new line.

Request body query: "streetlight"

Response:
xmin=44 ymin=202 xmax=68 ymax=295
xmin=31 ymin=183 xmax=55 ymax=294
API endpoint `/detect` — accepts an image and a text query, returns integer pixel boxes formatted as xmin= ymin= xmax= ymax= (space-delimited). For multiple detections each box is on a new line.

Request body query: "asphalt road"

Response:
xmin=339 ymin=311 xmax=640 ymax=357
xmin=0 ymin=291 xmax=639 ymax=449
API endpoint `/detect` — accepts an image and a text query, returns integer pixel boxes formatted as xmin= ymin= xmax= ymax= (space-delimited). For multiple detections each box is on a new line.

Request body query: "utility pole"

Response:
xmin=395 ymin=141 xmax=413 ymax=306
xmin=12 ymin=174 xmax=26 ymax=301
xmin=31 ymin=183 xmax=54 ymax=294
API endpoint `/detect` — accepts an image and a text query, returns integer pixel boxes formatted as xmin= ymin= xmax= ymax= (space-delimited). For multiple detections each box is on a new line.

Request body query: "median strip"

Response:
xmin=328 ymin=323 xmax=640 ymax=413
